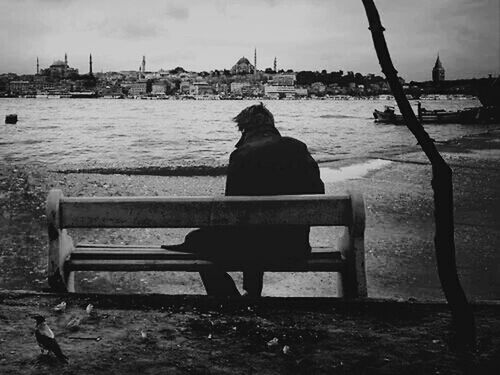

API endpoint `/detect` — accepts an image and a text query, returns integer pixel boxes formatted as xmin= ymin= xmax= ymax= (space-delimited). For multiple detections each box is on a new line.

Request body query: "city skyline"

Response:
xmin=1 ymin=0 xmax=499 ymax=81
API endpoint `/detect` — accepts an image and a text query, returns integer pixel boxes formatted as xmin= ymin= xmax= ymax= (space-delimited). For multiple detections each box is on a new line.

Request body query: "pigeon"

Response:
xmin=53 ymin=301 xmax=67 ymax=313
xmin=33 ymin=315 xmax=68 ymax=363
xmin=85 ymin=304 xmax=94 ymax=315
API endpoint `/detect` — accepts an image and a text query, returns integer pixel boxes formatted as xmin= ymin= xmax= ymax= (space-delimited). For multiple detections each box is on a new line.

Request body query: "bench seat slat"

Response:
xmin=67 ymin=257 xmax=345 ymax=272
xmin=71 ymin=246 xmax=340 ymax=260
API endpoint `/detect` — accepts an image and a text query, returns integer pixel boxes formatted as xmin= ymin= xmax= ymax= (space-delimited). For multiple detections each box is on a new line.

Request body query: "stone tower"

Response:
xmin=432 ymin=54 xmax=445 ymax=83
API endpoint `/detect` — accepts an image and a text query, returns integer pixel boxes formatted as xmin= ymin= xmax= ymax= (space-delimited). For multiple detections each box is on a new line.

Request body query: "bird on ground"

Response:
xmin=32 ymin=315 xmax=68 ymax=363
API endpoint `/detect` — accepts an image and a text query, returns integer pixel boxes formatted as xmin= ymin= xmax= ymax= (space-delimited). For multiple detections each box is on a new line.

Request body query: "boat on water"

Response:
xmin=5 ymin=114 xmax=17 ymax=124
xmin=373 ymin=104 xmax=481 ymax=125
xmin=69 ymin=91 xmax=97 ymax=98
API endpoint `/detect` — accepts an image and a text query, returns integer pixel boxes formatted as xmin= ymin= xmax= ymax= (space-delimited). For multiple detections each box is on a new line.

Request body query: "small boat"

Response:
xmin=417 ymin=105 xmax=462 ymax=123
xmin=373 ymin=104 xmax=481 ymax=125
xmin=373 ymin=106 xmax=405 ymax=124
xmin=5 ymin=114 xmax=18 ymax=124
xmin=69 ymin=91 xmax=97 ymax=98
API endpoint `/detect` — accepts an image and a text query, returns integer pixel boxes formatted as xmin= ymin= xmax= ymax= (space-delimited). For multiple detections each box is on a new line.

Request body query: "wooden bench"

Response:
xmin=46 ymin=189 xmax=367 ymax=298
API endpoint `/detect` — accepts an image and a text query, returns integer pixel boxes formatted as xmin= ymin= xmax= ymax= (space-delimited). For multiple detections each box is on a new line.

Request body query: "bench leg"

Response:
xmin=48 ymin=229 xmax=75 ymax=292
xmin=337 ymin=192 xmax=368 ymax=299
xmin=338 ymin=227 xmax=367 ymax=299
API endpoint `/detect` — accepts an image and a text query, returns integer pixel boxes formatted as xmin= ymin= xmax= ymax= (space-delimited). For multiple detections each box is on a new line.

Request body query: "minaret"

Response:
xmin=273 ymin=57 xmax=277 ymax=72
xmin=142 ymin=55 xmax=146 ymax=74
xmin=432 ymin=53 xmax=445 ymax=83
xmin=89 ymin=54 xmax=93 ymax=74
xmin=64 ymin=53 xmax=68 ymax=66
xmin=36 ymin=57 xmax=39 ymax=75
xmin=254 ymin=48 xmax=257 ymax=75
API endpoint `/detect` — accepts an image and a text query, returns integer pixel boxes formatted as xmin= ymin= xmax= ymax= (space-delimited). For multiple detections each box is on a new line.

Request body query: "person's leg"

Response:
xmin=166 ymin=228 xmax=241 ymax=296
xmin=243 ymin=270 xmax=264 ymax=296
xmin=200 ymin=270 xmax=240 ymax=297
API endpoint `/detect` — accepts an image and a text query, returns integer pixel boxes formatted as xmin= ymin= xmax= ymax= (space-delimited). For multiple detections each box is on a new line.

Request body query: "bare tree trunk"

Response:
xmin=361 ymin=0 xmax=475 ymax=346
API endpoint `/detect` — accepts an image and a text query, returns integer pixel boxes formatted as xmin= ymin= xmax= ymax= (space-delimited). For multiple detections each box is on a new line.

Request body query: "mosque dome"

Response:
xmin=231 ymin=56 xmax=254 ymax=75
xmin=51 ymin=60 xmax=66 ymax=67
xmin=237 ymin=57 xmax=251 ymax=65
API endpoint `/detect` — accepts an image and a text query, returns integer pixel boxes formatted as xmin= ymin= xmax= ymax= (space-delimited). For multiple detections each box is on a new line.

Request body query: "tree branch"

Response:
xmin=361 ymin=0 xmax=475 ymax=347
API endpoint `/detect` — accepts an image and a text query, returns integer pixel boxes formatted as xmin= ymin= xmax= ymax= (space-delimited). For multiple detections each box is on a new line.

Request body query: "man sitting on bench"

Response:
xmin=163 ymin=103 xmax=324 ymax=297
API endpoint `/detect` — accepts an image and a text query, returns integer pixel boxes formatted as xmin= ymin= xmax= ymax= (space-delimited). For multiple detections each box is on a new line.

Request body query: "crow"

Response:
xmin=33 ymin=315 xmax=68 ymax=363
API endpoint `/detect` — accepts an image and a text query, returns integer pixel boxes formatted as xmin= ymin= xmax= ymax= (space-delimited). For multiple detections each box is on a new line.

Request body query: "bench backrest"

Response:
xmin=47 ymin=189 xmax=364 ymax=229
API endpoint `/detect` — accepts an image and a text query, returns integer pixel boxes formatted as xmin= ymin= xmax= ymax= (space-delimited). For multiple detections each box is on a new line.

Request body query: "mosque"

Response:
xmin=230 ymin=48 xmax=262 ymax=75
xmin=39 ymin=53 xmax=79 ymax=79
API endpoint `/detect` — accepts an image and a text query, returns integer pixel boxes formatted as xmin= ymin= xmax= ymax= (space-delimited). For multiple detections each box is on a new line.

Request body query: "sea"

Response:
xmin=0 ymin=98 xmax=490 ymax=174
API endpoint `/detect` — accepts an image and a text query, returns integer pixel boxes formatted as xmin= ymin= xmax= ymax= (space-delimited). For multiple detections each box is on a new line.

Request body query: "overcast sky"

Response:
xmin=0 ymin=0 xmax=498 ymax=81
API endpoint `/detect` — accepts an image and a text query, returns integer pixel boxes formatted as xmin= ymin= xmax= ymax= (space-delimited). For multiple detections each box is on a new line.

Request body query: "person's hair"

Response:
xmin=232 ymin=102 xmax=275 ymax=131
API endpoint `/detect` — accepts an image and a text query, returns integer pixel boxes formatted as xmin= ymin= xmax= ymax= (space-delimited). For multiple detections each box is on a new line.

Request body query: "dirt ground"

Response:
xmin=1 ymin=291 xmax=500 ymax=375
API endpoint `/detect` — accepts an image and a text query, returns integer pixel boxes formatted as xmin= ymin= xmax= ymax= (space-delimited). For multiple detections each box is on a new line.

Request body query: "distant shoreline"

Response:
xmin=0 ymin=94 xmax=480 ymax=101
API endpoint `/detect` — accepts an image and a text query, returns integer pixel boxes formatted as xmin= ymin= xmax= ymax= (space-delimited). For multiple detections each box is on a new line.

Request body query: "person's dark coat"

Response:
xmin=175 ymin=125 xmax=324 ymax=264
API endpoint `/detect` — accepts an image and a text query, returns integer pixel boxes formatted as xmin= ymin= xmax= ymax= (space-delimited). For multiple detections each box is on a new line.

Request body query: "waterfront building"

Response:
xmin=230 ymin=57 xmax=255 ymax=75
xmin=189 ymin=81 xmax=214 ymax=96
xmin=9 ymin=80 xmax=31 ymax=95
xmin=295 ymin=87 xmax=308 ymax=97
xmin=151 ymin=83 xmax=166 ymax=95
xmin=40 ymin=53 xmax=79 ymax=79
xmin=270 ymin=73 xmax=296 ymax=86
xmin=432 ymin=54 xmax=445 ymax=83
xmin=179 ymin=81 xmax=191 ymax=94
xmin=144 ymin=72 xmax=161 ymax=80
xmin=216 ymin=83 xmax=229 ymax=95
xmin=309 ymin=82 xmax=326 ymax=95
xmin=230 ymin=81 xmax=251 ymax=94
xmin=240 ymin=83 xmax=263 ymax=97
xmin=264 ymin=84 xmax=297 ymax=98
xmin=158 ymin=69 xmax=171 ymax=78
xmin=126 ymin=81 xmax=147 ymax=96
